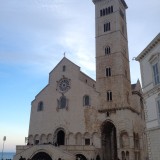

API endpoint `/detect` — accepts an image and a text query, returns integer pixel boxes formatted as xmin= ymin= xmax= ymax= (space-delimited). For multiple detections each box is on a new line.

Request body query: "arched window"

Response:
xmin=60 ymin=96 xmax=67 ymax=109
xmin=106 ymin=67 xmax=111 ymax=77
xmin=34 ymin=134 xmax=39 ymax=145
xmin=37 ymin=101 xmax=44 ymax=111
xmin=57 ymin=96 xmax=68 ymax=110
xmin=126 ymin=151 xmax=129 ymax=160
xmin=62 ymin=65 xmax=66 ymax=72
xmin=120 ymin=132 xmax=129 ymax=148
xmin=104 ymin=22 xmax=110 ymax=32
xmin=133 ymin=132 xmax=140 ymax=149
xmin=84 ymin=132 xmax=90 ymax=145
xmin=105 ymin=46 xmax=111 ymax=55
xmin=122 ymin=151 xmax=125 ymax=160
xmin=76 ymin=133 xmax=82 ymax=145
xmin=107 ymin=91 xmax=112 ymax=101
xmin=83 ymin=95 xmax=90 ymax=106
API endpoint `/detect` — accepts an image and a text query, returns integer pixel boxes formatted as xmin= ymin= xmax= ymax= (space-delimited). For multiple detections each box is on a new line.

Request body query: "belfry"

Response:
xmin=13 ymin=0 xmax=148 ymax=160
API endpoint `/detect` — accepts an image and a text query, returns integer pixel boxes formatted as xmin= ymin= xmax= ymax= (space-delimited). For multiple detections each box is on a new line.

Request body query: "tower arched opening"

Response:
xmin=101 ymin=121 xmax=117 ymax=160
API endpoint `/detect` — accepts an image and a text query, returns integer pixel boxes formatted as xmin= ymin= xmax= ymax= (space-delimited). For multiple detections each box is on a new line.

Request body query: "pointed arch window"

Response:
xmin=37 ymin=101 xmax=44 ymax=111
xmin=83 ymin=95 xmax=90 ymax=106
xmin=107 ymin=91 xmax=112 ymax=101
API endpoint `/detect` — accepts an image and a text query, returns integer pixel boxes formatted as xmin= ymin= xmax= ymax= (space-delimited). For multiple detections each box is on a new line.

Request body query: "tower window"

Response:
xmin=100 ymin=6 xmax=113 ymax=17
xmin=108 ymin=7 xmax=111 ymax=14
xmin=103 ymin=9 xmax=105 ymax=16
xmin=107 ymin=91 xmax=112 ymax=101
xmin=111 ymin=6 xmax=113 ymax=12
xmin=105 ymin=46 xmax=111 ymax=55
xmin=37 ymin=101 xmax=44 ymax=111
xmin=100 ymin=10 xmax=103 ymax=16
xmin=83 ymin=95 xmax=90 ymax=106
xmin=106 ymin=67 xmax=111 ymax=77
xmin=105 ymin=8 xmax=108 ymax=15
xmin=104 ymin=22 xmax=110 ymax=32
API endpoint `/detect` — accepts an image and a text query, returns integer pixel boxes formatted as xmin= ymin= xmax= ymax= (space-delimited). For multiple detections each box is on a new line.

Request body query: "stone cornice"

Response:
xmin=92 ymin=0 xmax=128 ymax=9
xmin=98 ymin=106 xmax=139 ymax=114
xmin=143 ymin=84 xmax=160 ymax=98
xmin=136 ymin=33 xmax=160 ymax=61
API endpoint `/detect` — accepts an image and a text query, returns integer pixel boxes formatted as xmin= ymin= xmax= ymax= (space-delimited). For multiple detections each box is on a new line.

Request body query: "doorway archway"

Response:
xmin=31 ymin=152 xmax=52 ymax=160
xmin=101 ymin=121 xmax=117 ymax=160
xmin=57 ymin=130 xmax=65 ymax=145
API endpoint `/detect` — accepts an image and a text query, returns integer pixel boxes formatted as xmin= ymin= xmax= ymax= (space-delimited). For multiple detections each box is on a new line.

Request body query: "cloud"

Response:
xmin=0 ymin=0 xmax=160 ymax=81
xmin=0 ymin=0 xmax=95 ymax=77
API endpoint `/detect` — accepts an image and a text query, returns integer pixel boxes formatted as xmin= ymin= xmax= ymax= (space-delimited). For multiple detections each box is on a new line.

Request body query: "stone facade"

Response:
xmin=14 ymin=0 xmax=148 ymax=160
xmin=136 ymin=33 xmax=160 ymax=160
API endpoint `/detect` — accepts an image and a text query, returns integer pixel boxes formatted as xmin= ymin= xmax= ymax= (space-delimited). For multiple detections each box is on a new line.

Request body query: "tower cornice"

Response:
xmin=92 ymin=0 xmax=128 ymax=9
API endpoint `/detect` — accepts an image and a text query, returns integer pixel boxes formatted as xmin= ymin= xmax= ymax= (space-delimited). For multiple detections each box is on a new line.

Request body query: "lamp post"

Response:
xmin=1 ymin=136 xmax=6 ymax=160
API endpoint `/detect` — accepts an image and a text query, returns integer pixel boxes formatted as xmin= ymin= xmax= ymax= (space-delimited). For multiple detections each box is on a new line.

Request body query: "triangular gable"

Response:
xmin=49 ymin=57 xmax=80 ymax=75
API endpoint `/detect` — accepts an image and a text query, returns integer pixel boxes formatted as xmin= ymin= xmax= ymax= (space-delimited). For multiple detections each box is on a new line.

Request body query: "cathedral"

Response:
xmin=13 ymin=0 xmax=148 ymax=160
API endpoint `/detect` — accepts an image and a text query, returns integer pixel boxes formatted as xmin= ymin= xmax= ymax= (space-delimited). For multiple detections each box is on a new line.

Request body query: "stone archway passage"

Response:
xmin=31 ymin=152 xmax=52 ymax=160
xmin=76 ymin=154 xmax=87 ymax=160
xmin=101 ymin=121 xmax=118 ymax=160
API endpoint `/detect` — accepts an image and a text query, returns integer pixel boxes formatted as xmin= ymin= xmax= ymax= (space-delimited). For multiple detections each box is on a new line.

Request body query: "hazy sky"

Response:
xmin=0 ymin=0 xmax=160 ymax=152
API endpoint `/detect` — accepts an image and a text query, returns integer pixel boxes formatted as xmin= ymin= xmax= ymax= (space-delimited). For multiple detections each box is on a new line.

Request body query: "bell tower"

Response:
xmin=93 ymin=0 xmax=132 ymax=111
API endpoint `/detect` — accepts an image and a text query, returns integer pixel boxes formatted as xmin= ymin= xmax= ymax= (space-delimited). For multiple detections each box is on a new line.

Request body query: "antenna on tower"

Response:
xmin=64 ymin=52 xmax=66 ymax=57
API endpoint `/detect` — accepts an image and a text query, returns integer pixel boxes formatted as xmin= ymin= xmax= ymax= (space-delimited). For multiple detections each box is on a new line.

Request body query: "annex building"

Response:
xmin=13 ymin=0 xmax=148 ymax=160
xmin=136 ymin=33 xmax=160 ymax=160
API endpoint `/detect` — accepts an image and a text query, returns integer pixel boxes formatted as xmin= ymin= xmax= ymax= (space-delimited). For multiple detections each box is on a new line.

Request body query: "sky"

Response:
xmin=0 ymin=0 xmax=160 ymax=152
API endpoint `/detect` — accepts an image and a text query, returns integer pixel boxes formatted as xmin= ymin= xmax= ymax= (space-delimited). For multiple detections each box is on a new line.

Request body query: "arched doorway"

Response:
xmin=101 ymin=121 xmax=117 ymax=160
xmin=31 ymin=152 xmax=52 ymax=160
xmin=76 ymin=154 xmax=87 ymax=160
xmin=57 ymin=130 xmax=65 ymax=145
